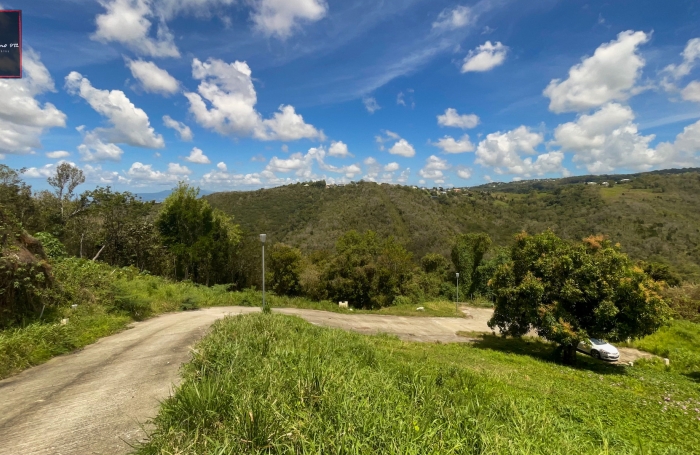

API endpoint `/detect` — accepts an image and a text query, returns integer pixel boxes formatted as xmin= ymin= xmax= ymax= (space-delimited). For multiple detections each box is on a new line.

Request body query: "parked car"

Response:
xmin=577 ymin=338 xmax=620 ymax=361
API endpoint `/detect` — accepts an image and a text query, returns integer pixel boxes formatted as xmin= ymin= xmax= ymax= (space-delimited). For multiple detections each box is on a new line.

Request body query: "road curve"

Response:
xmin=0 ymin=306 xmax=649 ymax=455
xmin=0 ymin=306 xmax=495 ymax=455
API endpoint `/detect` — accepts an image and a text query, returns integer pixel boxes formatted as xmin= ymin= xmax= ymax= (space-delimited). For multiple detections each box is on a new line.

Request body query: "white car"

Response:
xmin=577 ymin=338 xmax=620 ymax=361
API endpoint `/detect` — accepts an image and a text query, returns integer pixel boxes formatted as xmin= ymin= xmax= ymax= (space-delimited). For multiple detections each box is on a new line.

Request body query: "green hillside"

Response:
xmin=205 ymin=169 xmax=700 ymax=281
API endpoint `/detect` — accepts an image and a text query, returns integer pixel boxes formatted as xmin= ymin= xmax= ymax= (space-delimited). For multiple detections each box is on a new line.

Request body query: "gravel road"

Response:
xmin=0 ymin=306 xmax=650 ymax=455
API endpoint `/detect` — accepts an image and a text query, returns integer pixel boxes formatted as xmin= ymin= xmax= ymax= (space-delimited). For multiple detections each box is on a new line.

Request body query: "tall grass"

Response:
xmin=624 ymin=319 xmax=700 ymax=375
xmin=0 ymin=259 xmax=241 ymax=379
xmin=137 ymin=314 xmax=700 ymax=455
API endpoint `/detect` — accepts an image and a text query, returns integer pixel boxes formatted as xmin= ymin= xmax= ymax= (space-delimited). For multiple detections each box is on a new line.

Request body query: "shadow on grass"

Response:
xmin=683 ymin=371 xmax=700 ymax=383
xmin=462 ymin=332 xmax=626 ymax=375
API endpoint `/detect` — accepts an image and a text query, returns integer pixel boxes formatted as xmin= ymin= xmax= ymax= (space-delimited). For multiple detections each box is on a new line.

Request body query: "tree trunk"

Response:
xmin=92 ymin=244 xmax=106 ymax=261
xmin=556 ymin=344 xmax=577 ymax=365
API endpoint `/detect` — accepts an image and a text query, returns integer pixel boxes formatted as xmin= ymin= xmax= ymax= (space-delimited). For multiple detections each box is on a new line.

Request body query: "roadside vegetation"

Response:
xmin=137 ymin=313 xmax=700 ymax=455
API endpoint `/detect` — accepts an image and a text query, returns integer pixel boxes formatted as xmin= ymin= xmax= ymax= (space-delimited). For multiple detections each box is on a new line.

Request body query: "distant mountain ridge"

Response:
xmin=204 ymin=168 xmax=700 ymax=282
xmin=137 ymin=189 xmax=213 ymax=203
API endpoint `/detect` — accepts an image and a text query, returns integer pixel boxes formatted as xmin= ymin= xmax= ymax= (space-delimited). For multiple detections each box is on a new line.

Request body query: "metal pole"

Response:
xmin=456 ymin=273 xmax=459 ymax=312
xmin=262 ymin=243 xmax=265 ymax=311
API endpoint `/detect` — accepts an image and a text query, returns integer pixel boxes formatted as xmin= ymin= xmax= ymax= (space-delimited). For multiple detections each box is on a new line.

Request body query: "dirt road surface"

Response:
xmin=0 ymin=306 xmax=651 ymax=455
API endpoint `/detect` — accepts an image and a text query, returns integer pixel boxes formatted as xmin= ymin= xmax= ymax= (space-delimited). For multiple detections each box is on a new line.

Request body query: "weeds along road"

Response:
xmin=0 ymin=306 xmax=648 ymax=455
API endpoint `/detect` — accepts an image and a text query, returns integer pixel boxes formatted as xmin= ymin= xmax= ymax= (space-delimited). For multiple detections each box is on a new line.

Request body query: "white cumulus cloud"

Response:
xmin=389 ymin=138 xmax=416 ymax=157
xmin=184 ymin=58 xmax=322 ymax=141
xmin=432 ymin=135 xmax=475 ymax=153
xmin=184 ymin=147 xmax=211 ymax=164
xmin=163 ymin=115 xmax=194 ymax=141
xmin=127 ymin=59 xmax=179 ymax=95
xmin=662 ymin=38 xmax=700 ymax=81
xmin=24 ymin=162 xmax=74 ymax=179
xmin=419 ymin=155 xmax=450 ymax=180
xmin=554 ymin=103 xmax=698 ymax=173
xmin=77 ymin=131 xmax=125 ymax=162
xmin=92 ymin=0 xmax=180 ymax=58
xmin=456 ymin=166 xmax=472 ymax=179
xmin=93 ymin=1 xmax=323 ymax=56
xmin=437 ymin=108 xmax=479 ymax=129
xmin=65 ymin=72 xmax=164 ymax=150
xmin=384 ymin=162 xmax=400 ymax=172
xmin=328 ymin=141 xmax=352 ymax=158
xmin=543 ymin=30 xmax=650 ymax=113
xmin=0 ymin=49 xmax=67 ymax=155
xmin=262 ymin=146 xmax=361 ymax=180
xmin=167 ymin=162 xmax=192 ymax=175
xmin=475 ymin=126 xmax=564 ymax=177
xmin=46 ymin=151 xmax=71 ymax=159
xmin=127 ymin=161 xmax=183 ymax=185
xmin=251 ymin=0 xmax=328 ymax=38
xmin=461 ymin=41 xmax=508 ymax=73
xmin=259 ymin=105 xmax=325 ymax=141
xmin=655 ymin=119 xmax=700 ymax=168
xmin=681 ymin=80 xmax=700 ymax=103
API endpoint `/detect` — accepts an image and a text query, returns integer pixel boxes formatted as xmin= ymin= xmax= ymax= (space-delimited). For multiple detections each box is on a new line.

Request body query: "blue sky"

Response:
xmin=2 ymin=0 xmax=700 ymax=192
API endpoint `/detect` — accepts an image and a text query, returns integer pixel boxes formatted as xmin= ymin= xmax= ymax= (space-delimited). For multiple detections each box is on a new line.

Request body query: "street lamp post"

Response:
xmin=260 ymin=234 xmax=266 ymax=311
xmin=455 ymin=272 xmax=459 ymax=312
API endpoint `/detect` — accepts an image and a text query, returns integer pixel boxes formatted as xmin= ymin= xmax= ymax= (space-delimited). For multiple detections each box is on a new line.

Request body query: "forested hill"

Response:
xmin=205 ymin=169 xmax=700 ymax=281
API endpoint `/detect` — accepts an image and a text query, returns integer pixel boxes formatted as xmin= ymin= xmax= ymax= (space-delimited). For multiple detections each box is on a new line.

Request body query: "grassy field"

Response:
xmin=622 ymin=319 xmax=700 ymax=377
xmin=137 ymin=313 xmax=700 ymax=455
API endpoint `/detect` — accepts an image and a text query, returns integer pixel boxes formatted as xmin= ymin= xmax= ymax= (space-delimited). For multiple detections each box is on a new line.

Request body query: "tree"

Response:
xmin=157 ymin=183 xmax=241 ymax=284
xmin=473 ymin=247 xmax=511 ymax=301
xmin=47 ymin=162 xmax=85 ymax=221
xmin=451 ymin=233 xmax=492 ymax=297
xmin=268 ymin=243 xmax=303 ymax=296
xmin=421 ymin=253 xmax=449 ymax=275
xmin=638 ymin=261 xmax=681 ymax=287
xmin=324 ymin=231 xmax=414 ymax=308
xmin=79 ymin=187 xmax=159 ymax=268
xmin=0 ymin=165 xmax=38 ymax=230
xmin=488 ymin=231 xmax=671 ymax=363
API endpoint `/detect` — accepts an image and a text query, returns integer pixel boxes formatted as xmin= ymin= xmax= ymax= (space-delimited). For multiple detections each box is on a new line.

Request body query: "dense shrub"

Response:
xmin=33 ymin=232 xmax=68 ymax=260
xmin=0 ymin=212 xmax=54 ymax=328
xmin=663 ymin=283 xmax=700 ymax=322
xmin=323 ymin=231 xmax=415 ymax=308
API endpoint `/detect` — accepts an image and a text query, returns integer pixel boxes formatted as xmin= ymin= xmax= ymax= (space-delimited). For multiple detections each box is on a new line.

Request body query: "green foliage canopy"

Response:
xmin=488 ymin=231 xmax=671 ymax=362
xmin=157 ymin=184 xmax=241 ymax=285
xmin=268 ymin=243 xmax=303 ymax=296
xmin=324 ymin=231 xmax=414 ymax=308
xmin=451 ymin=233 xmax=492 ymax=297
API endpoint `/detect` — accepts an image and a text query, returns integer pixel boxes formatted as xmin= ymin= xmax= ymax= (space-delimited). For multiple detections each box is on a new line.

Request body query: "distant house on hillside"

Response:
xmin=586 ymin=182 xmax=598 ymax=185
xmin=619 ymin=178 xmax=631 ymax=183
xmin=601 ymin=182 xmax=609 ymax=186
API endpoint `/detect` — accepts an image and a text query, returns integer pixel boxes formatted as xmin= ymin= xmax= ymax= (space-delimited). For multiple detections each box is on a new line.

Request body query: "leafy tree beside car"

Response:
xmin=488 ymin=231 xmax=671 ymax=363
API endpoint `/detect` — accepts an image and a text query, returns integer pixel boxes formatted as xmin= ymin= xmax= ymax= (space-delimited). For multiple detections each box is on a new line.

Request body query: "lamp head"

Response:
xmin=456 ymin=272 xmax=459 ymax=278
xmin=260 ymin=234 xmax=267 ymax=244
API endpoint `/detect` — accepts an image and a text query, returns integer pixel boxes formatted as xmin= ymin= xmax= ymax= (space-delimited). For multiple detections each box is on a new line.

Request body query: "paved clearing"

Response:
xmin=0 ymin=306 xmax=651 ymax=455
